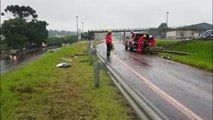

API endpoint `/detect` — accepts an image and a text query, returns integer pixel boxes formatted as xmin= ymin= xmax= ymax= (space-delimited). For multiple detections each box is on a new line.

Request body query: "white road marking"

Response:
xmin=113 ymin=54 xmax=203 ymax=120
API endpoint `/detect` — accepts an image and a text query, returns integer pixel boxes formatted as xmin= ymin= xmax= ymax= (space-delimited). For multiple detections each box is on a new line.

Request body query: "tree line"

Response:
xmin=46 ymin=36 xmax=78 ymax=46
xmin=48 ymin=30 xmax=76 ymax=37
xmin=1 ymin=5 xmax=48 ymax=50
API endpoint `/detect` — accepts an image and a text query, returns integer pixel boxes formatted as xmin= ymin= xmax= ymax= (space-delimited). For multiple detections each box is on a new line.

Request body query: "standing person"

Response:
xmin=137 ymin=34 xmax=146 ymax=54
xmin=124 ymin=36 xmax=130 ymax=50
xmin=106 ymin=30 xmax=112 ymax=56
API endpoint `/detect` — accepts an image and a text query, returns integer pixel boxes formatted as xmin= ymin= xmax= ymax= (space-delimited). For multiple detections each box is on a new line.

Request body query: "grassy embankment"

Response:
xmin=155 ymin=39 xmax=213 ymax=71
xmin=1 ymin=41 xmax=137 ymax=120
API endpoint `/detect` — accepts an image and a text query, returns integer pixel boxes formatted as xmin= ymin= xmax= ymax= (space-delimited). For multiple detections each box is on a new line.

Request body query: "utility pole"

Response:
xmin=165 ymin=12 xmax=169 ymax=39
xmin=166 ymin=12 xmax=169 ymax=26
xmin=76 ymin=16 xmax=79 ymax=40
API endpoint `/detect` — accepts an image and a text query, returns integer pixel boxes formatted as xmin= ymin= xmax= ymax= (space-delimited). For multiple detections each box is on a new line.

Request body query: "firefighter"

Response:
xmin=106 ymin=30 xmax=112 ymax=56
xmin=142 ymin=34 xmax=150 ymax=50
xmin=137 ymin=34 xmax=146 ymax=54
xmin=149 ymin=35 xmax=155 ymax=48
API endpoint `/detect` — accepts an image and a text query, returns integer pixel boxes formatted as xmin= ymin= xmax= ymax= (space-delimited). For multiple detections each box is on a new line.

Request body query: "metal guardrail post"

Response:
xmin=88 ymin=48 xmax=94 ymax=65
xmin=93 ymin=61 xmax=105 ymax=87
xmin=88 ymin=41 xmax=96 ymax=64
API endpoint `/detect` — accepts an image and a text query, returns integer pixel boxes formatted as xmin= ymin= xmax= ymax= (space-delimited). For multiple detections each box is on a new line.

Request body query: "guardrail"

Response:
xmin=90 ymin=41 xmax=168 ymax=120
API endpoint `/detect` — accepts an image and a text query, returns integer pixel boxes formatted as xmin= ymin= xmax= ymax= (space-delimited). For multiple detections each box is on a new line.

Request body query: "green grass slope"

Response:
xmin=1 ymin=41 xmax=137 ymax=120
xmin=156 ymin=40 xmax=213 ymax=71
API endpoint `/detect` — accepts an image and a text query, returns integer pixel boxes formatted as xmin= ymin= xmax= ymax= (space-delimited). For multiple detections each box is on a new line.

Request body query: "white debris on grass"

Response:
xmin=56 ymin=63 xmax=71 ymax=68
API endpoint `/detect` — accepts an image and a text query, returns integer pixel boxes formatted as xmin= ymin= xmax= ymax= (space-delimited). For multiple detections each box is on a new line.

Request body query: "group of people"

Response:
xmin=136 ymin=34 xmax=155 ymax=54
xmin=105 ymin=30 xmax=155 ymax=56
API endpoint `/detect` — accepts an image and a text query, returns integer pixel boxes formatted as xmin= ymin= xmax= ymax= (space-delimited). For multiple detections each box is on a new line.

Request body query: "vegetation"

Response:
xmin=156 ymin=23 xmax=168 ymax=39
xmin=155 ymin=39 xmax=178 ymax=48
xmin=48 ymin=30 xmax=76 ymax=37
xmin=1 ymin=18 xmax=27 ymax=49
xmin=1 ymin=41 xmax=137 ymax=120
xmin=46 ymin=36 xmax=78 ymax=46
xmin=1 ymin=5 xmax=38 ymax=20
xmin=25 ymin=20 xmax=48 ymax=48
xmin=1 ymin=5 xmax=48 ymax=50
xmin=155 ymin=39 xmax=213 ymax=71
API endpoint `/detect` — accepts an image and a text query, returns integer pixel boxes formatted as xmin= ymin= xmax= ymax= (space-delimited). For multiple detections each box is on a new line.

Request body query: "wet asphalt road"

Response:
xmin=96 ymin=41 xmax=212 ymax=120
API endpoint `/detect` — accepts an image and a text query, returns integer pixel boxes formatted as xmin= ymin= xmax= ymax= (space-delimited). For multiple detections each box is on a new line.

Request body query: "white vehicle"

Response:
xmin=201 ymin=29 xmax=213 ymax=40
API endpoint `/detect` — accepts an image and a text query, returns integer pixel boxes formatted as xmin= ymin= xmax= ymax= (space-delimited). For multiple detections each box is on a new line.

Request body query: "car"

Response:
xmin=125 ymin=33 xmax=150 ymax=51
xmin=201 ymin=29 xmax=213 ymax=40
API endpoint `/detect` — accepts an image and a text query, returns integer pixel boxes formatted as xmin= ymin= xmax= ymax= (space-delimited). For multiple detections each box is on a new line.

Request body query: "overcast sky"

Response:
xmin=1 ymin=0 xmax=212 ymax=31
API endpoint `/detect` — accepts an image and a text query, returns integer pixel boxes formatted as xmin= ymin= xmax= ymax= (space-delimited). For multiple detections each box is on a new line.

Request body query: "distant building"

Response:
xmin=166 ymin=22 xmax=212 ymax=39
xmin=166 ymin=30 xmax=200 ymax=39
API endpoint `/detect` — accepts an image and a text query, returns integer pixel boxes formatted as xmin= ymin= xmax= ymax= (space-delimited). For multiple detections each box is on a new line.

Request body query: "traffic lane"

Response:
xmin=96 ymin=42 xmax=212 ymax=120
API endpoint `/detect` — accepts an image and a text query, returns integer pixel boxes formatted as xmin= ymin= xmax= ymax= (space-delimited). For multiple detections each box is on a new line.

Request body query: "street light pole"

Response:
xmin=166 ymin=12 xmax=169 ymax=26
xmin=165 ymin=12 xmax=169 ymax=39
xmin=76 ymin=16 xmax=79 ymax=40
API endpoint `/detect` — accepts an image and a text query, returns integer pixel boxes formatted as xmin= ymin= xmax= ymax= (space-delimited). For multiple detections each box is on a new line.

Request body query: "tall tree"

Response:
xmin=157 ymin=23 xmax=168 ymax=39
xmin=25 ymin=20 xmax=48 ymax=47
xmin=1 ymin=18 xmax=27 ymax=49
xmin=2 ymin=5 xmax=38 ymax=21
xmin=1 ymin=5 xmax=48 ymax=49
xmin=178 ymin=31 xmax=185 ymax=38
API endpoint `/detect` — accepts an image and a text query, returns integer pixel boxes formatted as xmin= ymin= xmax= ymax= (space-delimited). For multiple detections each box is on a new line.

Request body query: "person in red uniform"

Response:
xmin=106 ymin=30 xmax=112 ymax=56
xmin=137 ymin=34 xmax=146 ymax=54
xmin=149 ymin=35 xmax=155 ymax=48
